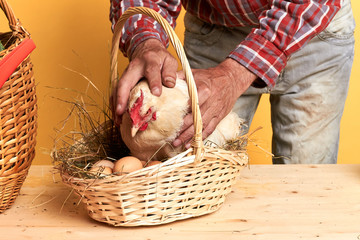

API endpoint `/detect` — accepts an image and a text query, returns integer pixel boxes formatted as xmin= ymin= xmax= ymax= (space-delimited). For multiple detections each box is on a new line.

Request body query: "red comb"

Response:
xmin=129 ymin=90 xmax=144 ymax=125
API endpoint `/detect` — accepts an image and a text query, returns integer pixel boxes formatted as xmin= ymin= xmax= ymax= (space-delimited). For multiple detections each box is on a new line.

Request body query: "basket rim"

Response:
xmin=60 ymin=146 xmax=248 ymax=185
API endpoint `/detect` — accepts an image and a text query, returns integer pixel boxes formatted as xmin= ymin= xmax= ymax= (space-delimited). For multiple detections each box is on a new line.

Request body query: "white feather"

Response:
xmin=120 ymin=78 xmax=243 ymax=161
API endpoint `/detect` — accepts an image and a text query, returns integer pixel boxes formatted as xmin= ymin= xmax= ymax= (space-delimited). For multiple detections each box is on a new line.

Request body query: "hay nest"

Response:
xmin=51 ymin=96 xmax=250 ymax=180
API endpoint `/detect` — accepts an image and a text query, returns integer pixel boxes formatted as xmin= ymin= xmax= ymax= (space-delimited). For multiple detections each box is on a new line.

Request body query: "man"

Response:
xmin=110 ymin=0 xmax=355 ymax=164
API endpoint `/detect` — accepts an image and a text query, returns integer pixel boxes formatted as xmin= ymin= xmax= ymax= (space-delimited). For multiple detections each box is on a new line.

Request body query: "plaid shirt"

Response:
xmin=110 ymin=0 xmax=341 ymax=87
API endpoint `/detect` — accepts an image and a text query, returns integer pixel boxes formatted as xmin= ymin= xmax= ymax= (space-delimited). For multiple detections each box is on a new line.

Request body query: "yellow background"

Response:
xmin=0 ymin=0 xmax=359 ymax=165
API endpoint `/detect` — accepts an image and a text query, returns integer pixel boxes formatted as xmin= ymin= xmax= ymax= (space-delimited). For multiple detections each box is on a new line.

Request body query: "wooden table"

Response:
xmin=1 ymin=164 xmax=359 ymax=240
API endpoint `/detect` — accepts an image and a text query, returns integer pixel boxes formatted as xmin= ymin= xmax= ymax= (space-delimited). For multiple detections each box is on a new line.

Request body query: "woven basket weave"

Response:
xmin=60 ymin=7 xmax=248 ymax=226
xmin=0 ymin=0 xmax=37 ymax=213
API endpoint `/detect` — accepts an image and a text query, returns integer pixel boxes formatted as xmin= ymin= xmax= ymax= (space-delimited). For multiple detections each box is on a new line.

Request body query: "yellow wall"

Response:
xmin=0 ymin=0 xmax=359 ymax=165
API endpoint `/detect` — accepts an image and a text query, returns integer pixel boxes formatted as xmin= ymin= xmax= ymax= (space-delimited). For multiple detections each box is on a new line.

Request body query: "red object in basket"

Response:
xmin=0 ymin=38 xmax=36 ymax=88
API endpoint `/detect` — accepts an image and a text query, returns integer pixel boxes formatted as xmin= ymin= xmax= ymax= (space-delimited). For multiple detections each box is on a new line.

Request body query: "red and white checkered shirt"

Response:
xmin=110 ymin=0 xmax=341 ymax=87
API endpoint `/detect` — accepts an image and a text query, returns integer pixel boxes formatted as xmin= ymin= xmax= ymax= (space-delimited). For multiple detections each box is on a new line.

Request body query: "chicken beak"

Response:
xmin=131 ymin=126 xmax=140 ymax=137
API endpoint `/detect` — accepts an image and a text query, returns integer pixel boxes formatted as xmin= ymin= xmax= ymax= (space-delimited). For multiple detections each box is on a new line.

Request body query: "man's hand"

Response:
xmin=173 ymin=58 xmax=257 ymax=148
xmin=111 ymin=39 xmax=178 ymax=125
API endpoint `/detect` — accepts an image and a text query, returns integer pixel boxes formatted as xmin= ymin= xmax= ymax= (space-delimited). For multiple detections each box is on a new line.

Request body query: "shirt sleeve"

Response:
xmin=110 ymin=0 xmax=182 ymax=58
xmin=228 ymin=0 xmax=342 ymax=88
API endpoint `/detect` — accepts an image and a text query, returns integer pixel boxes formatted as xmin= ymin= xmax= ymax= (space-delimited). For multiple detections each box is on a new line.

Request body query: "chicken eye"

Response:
xmin=146 ymin=109 xmax=151 ymax=116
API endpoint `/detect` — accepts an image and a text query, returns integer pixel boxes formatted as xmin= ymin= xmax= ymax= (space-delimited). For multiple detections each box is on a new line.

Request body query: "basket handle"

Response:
xmin=0 ymin=0 xmax=29 ymax=36
xmin=111 ymin=7 xmax=204 ymax=162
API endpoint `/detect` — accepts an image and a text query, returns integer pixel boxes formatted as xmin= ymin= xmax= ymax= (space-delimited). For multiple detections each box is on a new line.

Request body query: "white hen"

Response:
xmin=120 ymin=78 xmax=243 ymax=161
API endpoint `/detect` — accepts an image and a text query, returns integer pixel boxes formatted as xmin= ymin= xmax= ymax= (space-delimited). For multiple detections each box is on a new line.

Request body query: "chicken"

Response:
xmin=120 ymin=78 xmax=243 ymax=161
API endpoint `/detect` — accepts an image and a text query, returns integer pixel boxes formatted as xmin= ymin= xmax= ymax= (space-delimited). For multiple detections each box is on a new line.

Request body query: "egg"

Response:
xmin=89 ymin=166 xmax=113 ymax=177
xmin=92 ymin=159 xmax=115 ymax=169
xmin=147 ymin=160 xmax=162 ymax=167
xmin=113 ymin=156 xmax=143 ymax=176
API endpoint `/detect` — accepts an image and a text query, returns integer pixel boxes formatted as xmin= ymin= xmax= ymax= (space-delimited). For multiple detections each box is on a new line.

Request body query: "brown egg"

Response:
xmin=92 ymin=160 xmax=115 ymax=169
xmin=113 ymin=156 xmax=143 ymax=176
xmin=89 ymin=166 xmax=113 ymax=177
xmin=147 ymin=160 xmax=162 ymax=167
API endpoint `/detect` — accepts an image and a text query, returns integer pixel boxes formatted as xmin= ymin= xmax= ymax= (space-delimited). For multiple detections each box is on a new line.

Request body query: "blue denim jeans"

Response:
xmin=183 ymin=0 xmax=355 ymax=164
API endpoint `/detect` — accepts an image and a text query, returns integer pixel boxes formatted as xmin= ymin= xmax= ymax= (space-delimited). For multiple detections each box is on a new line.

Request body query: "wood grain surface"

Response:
xmin=0 ymin=164 xmax=359 ymax=240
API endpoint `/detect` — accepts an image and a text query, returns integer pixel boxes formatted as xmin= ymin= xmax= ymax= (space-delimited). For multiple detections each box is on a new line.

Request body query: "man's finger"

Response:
xmin=202 ymin=117 xmax=218 ymax=140
xmin=172 ymin=123 xmax=195 ymax=147
xmin=144 ymin=62 xmax=162 ymax=96
xmin=116 ymin=65 xmax=143 ymax=115
xmin=198 ymin=102 xmax=224 ymax=138
xmin=161 ymin=55 xmax=178 ymax=88
xmin=172 ymin=113 xmax=194 ymax=147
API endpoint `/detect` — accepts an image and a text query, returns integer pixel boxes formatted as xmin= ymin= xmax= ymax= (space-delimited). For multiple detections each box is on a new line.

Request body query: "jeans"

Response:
xmin=183 ymin=0 xmax=355 ymax=164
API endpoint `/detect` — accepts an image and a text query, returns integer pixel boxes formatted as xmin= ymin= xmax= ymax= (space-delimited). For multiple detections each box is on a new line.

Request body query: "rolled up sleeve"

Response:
xmin=229 ymin=0 xmax=341 ymax=88
xmin=110 ymin=0 xmax=181 ymax=58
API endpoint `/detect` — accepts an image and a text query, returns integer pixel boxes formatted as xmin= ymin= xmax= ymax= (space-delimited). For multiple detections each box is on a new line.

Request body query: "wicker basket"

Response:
xmin=0 ymin=0 xmax=37 ymax=213
xmin=59 ymin=7 xmax=248 ymax=226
